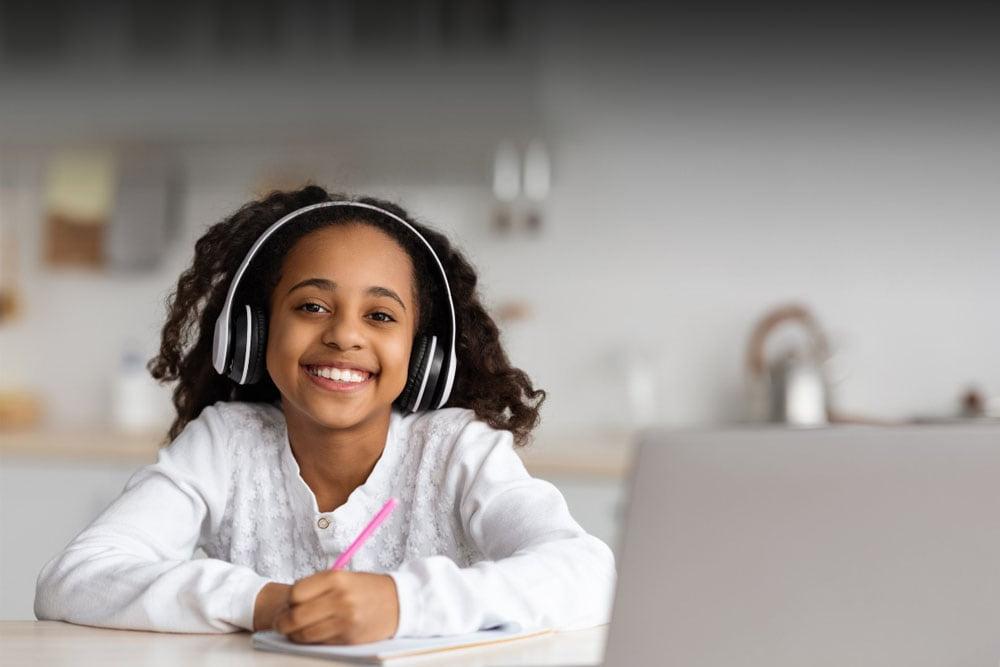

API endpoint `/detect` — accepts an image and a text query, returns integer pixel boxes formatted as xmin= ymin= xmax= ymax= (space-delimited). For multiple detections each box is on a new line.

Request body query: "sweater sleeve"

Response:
xmin=33 ymin=403 xmax=271 ymax=633
xmin=387 ymin=418 xmax=617 ymax=637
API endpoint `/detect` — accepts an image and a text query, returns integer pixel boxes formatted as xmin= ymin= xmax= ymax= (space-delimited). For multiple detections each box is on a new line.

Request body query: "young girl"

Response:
xmin=33 ymin=184 xmax=616 ymax=644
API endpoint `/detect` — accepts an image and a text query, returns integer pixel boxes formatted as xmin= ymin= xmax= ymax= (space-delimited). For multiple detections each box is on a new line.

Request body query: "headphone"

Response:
xmin=211 ymin=200 xmax=458 ymax=412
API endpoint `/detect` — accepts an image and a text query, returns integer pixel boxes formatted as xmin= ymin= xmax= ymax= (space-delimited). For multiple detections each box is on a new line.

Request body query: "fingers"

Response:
xmin=289 ymin=570 xmax=344 ymax=605
xmin=274 ymin=589 xmax=342 ymax=636
xmin=273 ymin=572 xmax=398 ymax=646
xmin=276 ymin=596 xmax=364 ymax=645
xmin=285 ymin=616 xmax=346 ymax=645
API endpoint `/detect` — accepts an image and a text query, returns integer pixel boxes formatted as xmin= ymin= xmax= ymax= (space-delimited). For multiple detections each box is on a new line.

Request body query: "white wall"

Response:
xmin=521 ymin=5 xmax=1000 ymax=429
xmin=508 ymin=103 xmax=1000 ymax=430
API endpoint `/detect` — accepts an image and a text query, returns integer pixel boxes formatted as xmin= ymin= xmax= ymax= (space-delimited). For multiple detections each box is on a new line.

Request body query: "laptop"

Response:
xmin=601 ymin=422 xmax=1000 ymax=667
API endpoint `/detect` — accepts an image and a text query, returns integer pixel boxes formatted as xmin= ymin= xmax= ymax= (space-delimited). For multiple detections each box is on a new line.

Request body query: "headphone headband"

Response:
xmin=211 ymin=200 xmax=458 ymax=409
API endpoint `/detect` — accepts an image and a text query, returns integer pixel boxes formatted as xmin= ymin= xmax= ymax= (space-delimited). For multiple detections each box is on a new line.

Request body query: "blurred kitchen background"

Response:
xmin=1 ymin=2 xmax=999 ymax=619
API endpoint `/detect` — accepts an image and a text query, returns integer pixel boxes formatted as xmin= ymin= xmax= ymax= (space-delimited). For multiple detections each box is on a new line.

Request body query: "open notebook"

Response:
xmin=251 ymin=623 xmax=552 ymax=663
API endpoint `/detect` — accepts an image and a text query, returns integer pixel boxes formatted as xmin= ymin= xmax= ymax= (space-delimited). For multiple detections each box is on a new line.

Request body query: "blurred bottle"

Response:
xmin=767 ymin=349 xmax=829 ymax=426
xmin=110 ymin=340 xmax=166 ymax=433
xmin=625 ymin=346 xmax=658 ymax=428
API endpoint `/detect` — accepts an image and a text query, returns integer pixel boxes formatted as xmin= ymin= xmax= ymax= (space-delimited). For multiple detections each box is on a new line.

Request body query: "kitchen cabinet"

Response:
xmin=0 ymin=457 xmax=143 ymax=621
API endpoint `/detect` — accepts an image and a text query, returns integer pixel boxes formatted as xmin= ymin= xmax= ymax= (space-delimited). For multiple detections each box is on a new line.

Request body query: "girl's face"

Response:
xmin=266 ymin=223 xmax=418 ymax=432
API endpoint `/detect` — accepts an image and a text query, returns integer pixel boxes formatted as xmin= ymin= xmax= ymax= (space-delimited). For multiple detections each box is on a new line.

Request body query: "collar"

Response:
xmin=279 ymin=408 xmax=404 ymax=526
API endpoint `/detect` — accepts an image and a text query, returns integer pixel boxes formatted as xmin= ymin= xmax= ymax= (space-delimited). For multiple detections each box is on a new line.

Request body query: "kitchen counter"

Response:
xmin=0 ymin=426 xmax=635 ymax=480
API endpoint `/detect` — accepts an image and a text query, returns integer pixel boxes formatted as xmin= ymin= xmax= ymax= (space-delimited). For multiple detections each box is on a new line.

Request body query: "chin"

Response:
xmin=308 ymin=402 xmax=368 ymax=429
xmin=312 ymin=397 xmax=401 ymax=432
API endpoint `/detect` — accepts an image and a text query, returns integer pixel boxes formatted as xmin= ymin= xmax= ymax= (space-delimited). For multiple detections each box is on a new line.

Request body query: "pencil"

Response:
xmin=330 ymin=497 xmax=398 ymax=571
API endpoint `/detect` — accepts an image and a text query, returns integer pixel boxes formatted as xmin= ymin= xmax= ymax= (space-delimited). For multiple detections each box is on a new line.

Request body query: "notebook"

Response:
xmin=251 ymin=623 xmax=552 ymax=663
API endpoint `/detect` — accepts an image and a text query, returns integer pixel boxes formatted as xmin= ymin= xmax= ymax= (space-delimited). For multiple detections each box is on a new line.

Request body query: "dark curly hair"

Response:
xmin=147 ymin=184 xmax=546 ymax=447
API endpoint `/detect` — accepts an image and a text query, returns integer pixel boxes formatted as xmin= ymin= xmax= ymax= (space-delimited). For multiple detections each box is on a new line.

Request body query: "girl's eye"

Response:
xmin=296 ymin=303 xmax=395 ymax=323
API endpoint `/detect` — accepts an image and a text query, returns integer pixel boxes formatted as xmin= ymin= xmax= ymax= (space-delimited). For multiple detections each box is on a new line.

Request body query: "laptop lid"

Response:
xmin=603 ymin=424 xmax=1000 ymax=667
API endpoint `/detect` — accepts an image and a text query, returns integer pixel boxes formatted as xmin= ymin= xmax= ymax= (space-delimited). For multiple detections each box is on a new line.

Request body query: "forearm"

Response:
xmin=33 ymin=403 xmax=259 ymax=633
xmin=34 ymin=528 xmax=270 ymax=633
xmin=388 ymin=533 xmax=616 ymax=637
xmin=409 ymin=418 xmax=619 ymax=638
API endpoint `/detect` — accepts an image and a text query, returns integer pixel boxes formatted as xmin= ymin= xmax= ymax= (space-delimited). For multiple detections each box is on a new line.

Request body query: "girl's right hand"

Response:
xmin=253 ymin=582 xmax=293 ymax=631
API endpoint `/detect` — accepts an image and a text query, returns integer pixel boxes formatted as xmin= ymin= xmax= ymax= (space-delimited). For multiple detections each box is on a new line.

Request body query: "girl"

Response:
xmin=34 ymin=185 xmax=616 ymax=644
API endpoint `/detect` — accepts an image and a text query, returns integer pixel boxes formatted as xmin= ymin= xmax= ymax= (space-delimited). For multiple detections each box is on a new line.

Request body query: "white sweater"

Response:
xmin=34 ymin=401 xmax=616 ymax=636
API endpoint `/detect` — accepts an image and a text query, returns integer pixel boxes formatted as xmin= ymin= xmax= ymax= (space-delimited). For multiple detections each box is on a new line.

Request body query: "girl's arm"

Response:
xmin=33 ymin=404 xmax=271 ymax=633
xmin=387 ymin=419 xmax=618 ymax=637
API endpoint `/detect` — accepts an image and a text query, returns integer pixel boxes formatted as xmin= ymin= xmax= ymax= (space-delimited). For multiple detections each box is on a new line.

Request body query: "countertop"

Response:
xmin=0 ymin=426 xmax=635 ymax=480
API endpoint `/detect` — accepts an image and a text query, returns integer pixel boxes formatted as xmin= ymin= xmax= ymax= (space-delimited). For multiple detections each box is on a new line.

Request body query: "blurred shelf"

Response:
xmin=0 ymin=427 xmax=636 ymax=480
xmin=0 ymin=429 xmax=166 ymax=465
xmin=518 ymin=431 xmax=635 ymax=480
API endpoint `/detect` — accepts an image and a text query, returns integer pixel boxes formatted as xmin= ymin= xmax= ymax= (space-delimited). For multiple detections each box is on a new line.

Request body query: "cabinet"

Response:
xmin=0 ymin=458 xmax=141 ymax=621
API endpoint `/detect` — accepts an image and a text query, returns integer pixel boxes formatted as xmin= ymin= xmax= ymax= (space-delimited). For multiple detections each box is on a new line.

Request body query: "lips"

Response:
xmin=302 ymin=361 xmax=378 ymax=375
xmin=302 ymin=366 xmax=376 ymax=393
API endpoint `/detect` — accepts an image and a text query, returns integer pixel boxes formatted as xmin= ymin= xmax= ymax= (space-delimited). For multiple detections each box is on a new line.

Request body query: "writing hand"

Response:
xmin=273 ymin=570 xmax=400 ymax=644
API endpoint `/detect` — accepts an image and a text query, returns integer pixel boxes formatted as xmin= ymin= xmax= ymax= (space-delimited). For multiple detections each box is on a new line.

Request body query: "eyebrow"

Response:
xmin=286 ymin=278 xmax=407 ymax=311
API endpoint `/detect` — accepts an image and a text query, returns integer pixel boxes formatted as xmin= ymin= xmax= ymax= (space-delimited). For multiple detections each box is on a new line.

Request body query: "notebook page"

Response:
xmin=251 ymin=624 xmax=552 ymax=663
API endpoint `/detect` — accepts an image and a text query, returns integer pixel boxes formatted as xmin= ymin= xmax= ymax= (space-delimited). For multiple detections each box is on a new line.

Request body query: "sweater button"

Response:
xmin=317 ymin=517 xmax=330 ymax=529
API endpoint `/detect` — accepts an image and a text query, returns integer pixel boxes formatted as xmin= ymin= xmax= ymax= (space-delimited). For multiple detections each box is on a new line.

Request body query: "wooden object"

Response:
xmin=43 ymin=151 xmax=116 ymax=268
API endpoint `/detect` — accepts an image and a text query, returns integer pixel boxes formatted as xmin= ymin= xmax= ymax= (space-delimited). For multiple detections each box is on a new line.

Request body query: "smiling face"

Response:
xmin=265 ymin=223 xmax=419 ymax=433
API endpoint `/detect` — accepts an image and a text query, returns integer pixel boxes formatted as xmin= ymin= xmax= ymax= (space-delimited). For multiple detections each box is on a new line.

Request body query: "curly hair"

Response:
xmin=147 ymin=184 xmax=546 ymax=447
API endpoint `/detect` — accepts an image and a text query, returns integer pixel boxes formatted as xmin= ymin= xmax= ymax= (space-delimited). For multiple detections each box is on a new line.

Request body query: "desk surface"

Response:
xmin=0 ymin=621 xmax=606 ymax=666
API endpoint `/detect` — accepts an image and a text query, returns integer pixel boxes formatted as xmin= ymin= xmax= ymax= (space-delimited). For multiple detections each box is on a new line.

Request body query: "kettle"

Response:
xmin=746 ymin=304 xmax=833 ymax=427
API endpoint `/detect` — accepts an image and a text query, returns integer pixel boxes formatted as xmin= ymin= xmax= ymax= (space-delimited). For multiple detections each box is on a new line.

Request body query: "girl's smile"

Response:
xmin=303 ymin=364 xmax=377 ymax=393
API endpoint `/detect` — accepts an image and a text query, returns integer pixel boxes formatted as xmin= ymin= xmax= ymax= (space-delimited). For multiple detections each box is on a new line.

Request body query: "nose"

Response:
xmin=321 ymin=311 xmax=365 ymax=350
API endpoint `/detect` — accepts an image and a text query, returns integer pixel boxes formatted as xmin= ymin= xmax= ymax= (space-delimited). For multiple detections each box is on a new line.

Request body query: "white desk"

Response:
xmin=0 ymin=621 xmax=606 ymax=666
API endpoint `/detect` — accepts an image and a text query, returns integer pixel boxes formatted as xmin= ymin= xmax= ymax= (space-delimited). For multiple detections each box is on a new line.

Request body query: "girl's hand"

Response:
xmin=272 ymin=571 xmax=400 ymax=644
xmin=252 ymin=582 xmax=292 ymax=631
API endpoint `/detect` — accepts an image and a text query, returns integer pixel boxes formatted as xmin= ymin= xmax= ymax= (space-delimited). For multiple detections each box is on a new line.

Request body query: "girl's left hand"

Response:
xmin=272 ymin=570 xmax=400 ymax=644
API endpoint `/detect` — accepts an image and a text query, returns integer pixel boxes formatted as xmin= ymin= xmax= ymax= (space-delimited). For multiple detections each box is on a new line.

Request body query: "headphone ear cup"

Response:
xmin=228 ymin=304 xmax=267 ymax=385
xmin=244 ymin=304 xmax=268 ymax=385
xmin=228 ymin=305 xmax=249 ymax=384
xmin=396 ymin=336 xmax=430 ymax=411
xmin=421 ymin=340 xmax=446 ymax=410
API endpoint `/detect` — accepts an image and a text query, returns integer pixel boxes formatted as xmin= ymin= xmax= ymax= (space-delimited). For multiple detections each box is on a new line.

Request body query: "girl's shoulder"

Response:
xmin=156 ymin=400 xmax=284 ymax=475
xmin=207 ymin=399 xmax=284 ymax=430
xmin=192 ymin=399 xmax=285 ymax=449
xmin=401 ymin=406 xmax=477 ymax=444
xmin=401 ymin=406 xmax=514 ymax=460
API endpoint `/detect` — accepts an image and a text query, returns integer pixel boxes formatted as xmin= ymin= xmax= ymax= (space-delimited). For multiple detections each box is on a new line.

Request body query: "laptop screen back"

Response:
xmin=604 ymin=424 xmax=1000 ymax=667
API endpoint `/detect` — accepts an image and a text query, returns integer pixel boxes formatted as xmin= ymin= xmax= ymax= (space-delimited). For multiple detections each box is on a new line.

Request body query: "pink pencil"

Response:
xmin=330 ymin=497 xmax=398 ymax=571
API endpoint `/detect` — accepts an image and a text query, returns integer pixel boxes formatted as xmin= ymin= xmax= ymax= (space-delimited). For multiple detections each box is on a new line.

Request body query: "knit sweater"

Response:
xmin=33 ymin=401 xmax=616 ymax=636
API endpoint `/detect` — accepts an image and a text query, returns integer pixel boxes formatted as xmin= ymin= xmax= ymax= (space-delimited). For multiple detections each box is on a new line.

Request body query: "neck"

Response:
xmin=282 ymin=401 xmax=393 ymax=513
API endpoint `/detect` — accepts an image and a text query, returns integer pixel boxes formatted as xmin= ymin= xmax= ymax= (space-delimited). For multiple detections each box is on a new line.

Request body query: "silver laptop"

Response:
xmin=603 ymin=423 xmax=1000 ymax=667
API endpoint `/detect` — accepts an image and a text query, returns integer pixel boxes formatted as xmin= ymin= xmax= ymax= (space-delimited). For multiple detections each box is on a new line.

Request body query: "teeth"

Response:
xmin=309 ymin=366 xmax=369 ymax=383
